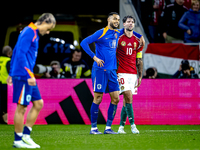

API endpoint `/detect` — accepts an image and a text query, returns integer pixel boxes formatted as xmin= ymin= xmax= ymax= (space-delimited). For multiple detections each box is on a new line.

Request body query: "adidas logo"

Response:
xmin=127 ymin=43 xmax=132 ymax=46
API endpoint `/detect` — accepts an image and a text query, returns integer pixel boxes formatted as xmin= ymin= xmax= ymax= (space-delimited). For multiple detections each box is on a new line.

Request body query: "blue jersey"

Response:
xmin=9 ymin=22 xmax=39 ymax=80
xmin=80 ymin=27 xmax=124 ymax=70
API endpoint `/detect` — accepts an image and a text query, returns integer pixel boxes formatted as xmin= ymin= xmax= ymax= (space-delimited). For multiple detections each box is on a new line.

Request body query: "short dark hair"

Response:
xmin=108 ymin=12 xmax=119 ymax=18
xmin=122 ymin=15 xmax=135 ymax=23
xmin=36 ymin=13 xmax=56 ymax=25
xmin=72 ymin=49 xmax=81 ymax=54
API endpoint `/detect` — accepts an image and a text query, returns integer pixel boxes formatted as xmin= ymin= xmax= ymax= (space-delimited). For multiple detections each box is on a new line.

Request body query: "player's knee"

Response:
xmin=123 ymin=91 xmax=132 ymax=103
xmin=33 ymin=99 xmax=44 ymax=111
xmin=113 ymin=97 xmax=120 ymax=104
xmin=16 ymin=104 xmax=27 ymax=115
xmin=94 ymin=96 xmax=103 ymax=105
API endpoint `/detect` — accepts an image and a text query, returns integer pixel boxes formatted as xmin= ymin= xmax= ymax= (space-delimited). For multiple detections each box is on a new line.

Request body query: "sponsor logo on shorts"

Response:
xmin=121 ymin=86 xmax=125 ymax=90
xmin=97 ymin=84 xmax=102 ymax=90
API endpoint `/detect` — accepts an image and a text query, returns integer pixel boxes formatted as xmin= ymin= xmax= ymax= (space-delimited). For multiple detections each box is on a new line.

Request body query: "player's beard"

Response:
xmin=126 ymin=27 xmax=134 ymax=32
xmin=110 ymin=22 xmax=119 ymax=29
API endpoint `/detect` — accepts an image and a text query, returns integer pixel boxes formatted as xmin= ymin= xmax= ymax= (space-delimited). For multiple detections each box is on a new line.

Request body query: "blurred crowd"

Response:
xmin=140 ymin=0 xmax=200 ymax=43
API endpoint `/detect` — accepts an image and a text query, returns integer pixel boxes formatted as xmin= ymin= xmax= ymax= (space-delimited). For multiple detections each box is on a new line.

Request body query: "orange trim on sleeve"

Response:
xmin=32 ymin=30 xmax=37 ymax=42
xmin=28 ymin=22 xmax=37 ymax=42
xmin=98 ymin=26 xmax=109 ymax=40
xmin=25 ymin=67 xmax=35 ymax=78
xmin=28 ymin=22 xmax=37 ymax=30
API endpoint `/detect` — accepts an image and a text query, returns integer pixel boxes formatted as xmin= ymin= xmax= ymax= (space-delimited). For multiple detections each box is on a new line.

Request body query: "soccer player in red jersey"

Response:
xmin=116 ymin=15 xmax=144 ymax=134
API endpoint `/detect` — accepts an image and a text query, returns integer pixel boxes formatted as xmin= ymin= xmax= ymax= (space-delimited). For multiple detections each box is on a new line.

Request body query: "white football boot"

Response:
xmin=13 ymin=140 xmax=36 ymax=148
xmin=22 ymin=135 xmax=40 ymax=148
xmin=117 ymin=126 xmax=126 ymax=134
xmin=131 ymin=124 xmax=139 ymax=134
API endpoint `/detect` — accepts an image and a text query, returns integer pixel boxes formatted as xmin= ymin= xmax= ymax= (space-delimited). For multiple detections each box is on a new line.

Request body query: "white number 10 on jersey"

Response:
xmin=126 ymin=48 xmax=133 ymax=55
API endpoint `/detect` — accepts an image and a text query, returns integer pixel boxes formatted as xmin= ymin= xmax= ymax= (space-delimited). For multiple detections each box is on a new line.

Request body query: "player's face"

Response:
xmin=38 ymin=22 xmax=55 ymax=36
xmin=193 ymin=1 xmax=199 ymax=12
xmin=109 ymin=14 xmax=120 ymax=29
xmin=123 ymin=18 xmax=135 ymax=31
xmin=176 ymin=0 xmax=185 ymax=5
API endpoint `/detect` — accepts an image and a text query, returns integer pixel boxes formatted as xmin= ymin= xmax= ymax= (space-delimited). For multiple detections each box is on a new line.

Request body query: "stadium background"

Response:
xmin=0 ymin=0 xmax=200 ymax=125
xmin=0 ymin=1 xmax=200 ymax=149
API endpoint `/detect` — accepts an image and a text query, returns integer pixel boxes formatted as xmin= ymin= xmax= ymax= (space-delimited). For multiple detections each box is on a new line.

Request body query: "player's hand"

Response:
xmin=6 ymin=75 xmax=13 ymax=85
xmin=93 ymin=56 xmax=104 ymax=67
xmin=135 ymin=77 xmax=142 ymax=88
xmin=28 ymin=77 xmax=36 ymax=86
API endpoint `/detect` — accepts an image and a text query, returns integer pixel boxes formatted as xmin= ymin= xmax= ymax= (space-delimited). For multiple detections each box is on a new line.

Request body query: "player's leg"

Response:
xmin=123 ymin=90 xmax=139 ymax=134
xmin=12 ymin=77 xmax=36 ymax=148
xmin=123 ymin=90 xmax=134 ymax=124
xmin=117 ymin=73 xmax=127 ymax=134
xmin=118 ymin=97 xmax=127 ymax=134
xmin=104 ymin=70 xmax=120 ymax=134
xmin=13 ymin=104 xmax=36 ymax=148
xmin=14 ymin=104 xmax=27 ymax=141
xmin=22 ymin=84 xmax=43 ymax=148
xmin=25 ymin=99 xmax=43 ymax=128
xmin=104 ymin=90 xmax=119 ymax=134
xmin=124 ymin=74 xmax=139 ymax=134
xmin=90 ymin=92 xmax=103 ymax=134
xmin=90 ymin=68 xmax=106 ymax=134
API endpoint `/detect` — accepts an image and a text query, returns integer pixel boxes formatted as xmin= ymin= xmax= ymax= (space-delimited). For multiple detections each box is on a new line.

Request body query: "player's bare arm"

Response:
xmin=135 ymin=58 xmax=143 ymax=88
xmin=140 ymin=36 xmax=145 ymax=47
xmin=93 ymin=56 xmax=104 ymax=67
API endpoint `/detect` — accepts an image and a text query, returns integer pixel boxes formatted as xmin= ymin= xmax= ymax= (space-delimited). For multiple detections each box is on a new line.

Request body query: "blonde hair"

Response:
xmin=36 ymin=13 xmax=56 ymax=25
xmin=191 ymin=0 xmax=200 ymax=9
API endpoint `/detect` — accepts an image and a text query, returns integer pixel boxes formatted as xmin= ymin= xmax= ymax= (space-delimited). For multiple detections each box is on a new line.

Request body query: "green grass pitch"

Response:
xmin=0 ymin=125 xmax=199 ymax=150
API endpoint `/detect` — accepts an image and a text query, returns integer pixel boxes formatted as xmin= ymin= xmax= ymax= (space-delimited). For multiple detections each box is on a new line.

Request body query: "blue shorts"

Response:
xmin=12 ymin=76 xmax=42 ymax=106
xmin=91 ymin=68 xmax=120 ymax=93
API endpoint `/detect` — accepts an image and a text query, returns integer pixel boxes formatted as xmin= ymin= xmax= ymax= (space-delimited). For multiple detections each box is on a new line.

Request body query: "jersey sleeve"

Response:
xmin=118 ymin=28 xmax=124 ymax=36
xmin=21 ymin=29 xmax=35 ymax=79
xmin=133 ymin=31 xmax=142 ymax=38
xmin=80 ymin=29 xmax=103 ymax=58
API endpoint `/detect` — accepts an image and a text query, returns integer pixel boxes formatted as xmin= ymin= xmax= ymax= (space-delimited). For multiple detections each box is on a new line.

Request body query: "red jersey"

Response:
xmin=117 ymin=33 xmax=143 ymax=74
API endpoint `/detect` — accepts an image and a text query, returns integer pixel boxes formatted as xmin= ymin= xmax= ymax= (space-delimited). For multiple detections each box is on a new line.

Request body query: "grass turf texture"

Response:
xmin=0 ymin=125 xmax=199 ymax=150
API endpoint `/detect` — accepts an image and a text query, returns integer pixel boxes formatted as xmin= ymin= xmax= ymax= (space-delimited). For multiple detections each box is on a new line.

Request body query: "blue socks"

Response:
xmin=23 ymin=126 xmax=31 ymax=135
xmin=90 ymin=102 xmax=117 ymax=130
xmin=14 ymin=126 xmax=32 ymax=141
xmin=106 ymin=103 xmax=117 ymax=128
xmin=14 ymin=132 xmax=22 ymax=141
xmin=90 ymin=102 xmax=99 ymax=129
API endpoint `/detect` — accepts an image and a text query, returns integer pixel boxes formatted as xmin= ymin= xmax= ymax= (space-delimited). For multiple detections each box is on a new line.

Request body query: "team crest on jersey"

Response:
xmin=134 ymin=42 xmax=137 ymax=50
xmin=121 ymin=86 xmax=125 ymax=90
xmin=121 ymin=41 xmax=126 ymax=46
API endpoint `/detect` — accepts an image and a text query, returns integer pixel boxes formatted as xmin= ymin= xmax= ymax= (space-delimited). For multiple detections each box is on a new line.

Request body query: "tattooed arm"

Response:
xmin=135 ymin=58 xmax=143 ymax=88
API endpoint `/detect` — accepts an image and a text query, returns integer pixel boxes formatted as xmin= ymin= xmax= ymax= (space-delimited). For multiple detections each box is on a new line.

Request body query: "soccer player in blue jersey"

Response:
xmin=7 ymin=13 xmax=56 ymax=148
xmin=81 ymin=12 xmax=144 ymax=134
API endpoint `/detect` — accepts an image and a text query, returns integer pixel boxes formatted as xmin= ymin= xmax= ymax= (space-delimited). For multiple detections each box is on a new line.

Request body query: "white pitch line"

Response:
xmin=145 ymin=130 xmax=200 ymax=132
